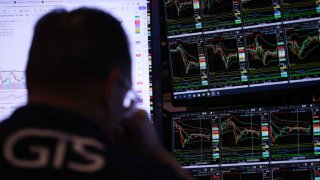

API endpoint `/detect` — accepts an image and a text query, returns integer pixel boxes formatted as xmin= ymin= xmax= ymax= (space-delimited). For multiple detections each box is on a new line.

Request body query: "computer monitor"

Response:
xmin=0 ymin=0 xmax=161 ymax=122
xmin=170 ymin=104 xmax=320 ymax=179
xmin=164 ymin=0 xmax=320 ymax=106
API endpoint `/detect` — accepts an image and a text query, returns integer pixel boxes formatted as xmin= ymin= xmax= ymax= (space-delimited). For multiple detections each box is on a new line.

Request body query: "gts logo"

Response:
xmin=3 ymin=128 xmax=106 ymax=172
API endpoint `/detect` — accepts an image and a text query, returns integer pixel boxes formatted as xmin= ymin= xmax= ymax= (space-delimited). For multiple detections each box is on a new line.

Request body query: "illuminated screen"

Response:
xmin=164 ymin=0 xmax=320 ymax=103
xmin=171 ymin=104 xmax=320 ymax=179
xmin=0 ymin=0 xmax=153 ymax=121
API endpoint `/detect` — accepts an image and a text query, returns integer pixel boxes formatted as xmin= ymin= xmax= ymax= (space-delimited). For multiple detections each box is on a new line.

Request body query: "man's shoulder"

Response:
xmin=0 ymin=105 xmax=106 ymax=173
xmin=0 ymin=106 xmax=172 ymax=179
xmin=0 ymin=126 xmax=179 ymax=179
xmin=0 ymin=104 xmax=103 ymax=135
xmin=0 ymin=105 xmax=183 ymax=179
xmin=0 ymin=105 xmax=105 ymax=174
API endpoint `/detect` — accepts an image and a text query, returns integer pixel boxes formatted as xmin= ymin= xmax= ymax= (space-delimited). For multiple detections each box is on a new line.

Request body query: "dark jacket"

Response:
xmin=0 ymin=104 xmax=183 ymax=179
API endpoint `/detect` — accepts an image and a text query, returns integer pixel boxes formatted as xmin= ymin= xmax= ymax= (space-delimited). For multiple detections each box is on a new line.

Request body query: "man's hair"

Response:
xmin=26 ymin=8 xmax=131 ymax=95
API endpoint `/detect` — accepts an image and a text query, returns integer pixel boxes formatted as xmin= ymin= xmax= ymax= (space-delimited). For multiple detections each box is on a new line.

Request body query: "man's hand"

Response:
xmin=117 ymin=110 xmax=166 ymax=159
xmin=115 ymin=109 xmax=194 ymax=180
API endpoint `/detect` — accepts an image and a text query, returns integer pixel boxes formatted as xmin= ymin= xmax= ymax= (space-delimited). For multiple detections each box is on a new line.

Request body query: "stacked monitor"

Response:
xmin=164 ymin=0 xmax=320 ymax=105
xmin=171 ymin=104 xmax=320 ymax=179
xmin=164 ymin=0 xmax=320 ymax=179
xmin=0 ymin=0 xmax=158 ymax=121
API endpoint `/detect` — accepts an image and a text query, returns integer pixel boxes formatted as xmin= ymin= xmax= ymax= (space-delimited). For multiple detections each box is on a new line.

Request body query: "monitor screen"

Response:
xmin=171 ymin=103 xmax=320 ymax=179
xmin=0 ymin=0 xmax=154 ymax=121
xmin=164 ymin=0 xmax=320 ymax=106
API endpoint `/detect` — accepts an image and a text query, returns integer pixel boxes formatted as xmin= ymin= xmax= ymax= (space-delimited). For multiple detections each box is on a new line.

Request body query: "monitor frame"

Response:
xmin=162 ymin=1 xmax=320 ymax=108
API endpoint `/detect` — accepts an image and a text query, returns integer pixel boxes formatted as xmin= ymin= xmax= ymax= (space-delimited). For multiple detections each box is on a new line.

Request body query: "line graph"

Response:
xmin=282 ymin=0 xmax=320 ymax=20
xmin=206 ymin=42 xmax=239 ymax=71
xmin=288 ymin=34 xmax=319 ymax=60
xmin=242 ymin=0 xmax=281 ymax=26
xmin=0 ymin=90 xmax=28 ymax=101
xmin=221 ymin=116 xmax=261 ymax=145
xmin=170 ymin=37 xmax=206 ymax=92
xmin=221 ymin=115 xmax=261 ymax=145
xmin=220 ymin=110 xmax=266 ymax=163
xmin=0 ymin=71 xmax=26 ymax=90
xmin=272 ymin=169 xmax=313 ymax=180
xmin=165 ymin=0 xmax=202 ymax=35
xmin=174 ymin=120 xmax=211 ymax=148
xmin=286 ymin=28 xmax=320 ymax=63
xmin=285 ymin=23 xmax=320 ymax=80
xmin=0 ymin=89 xmax=28 ymax=122
xmin=172 ymin=117 xmax=213 ymax=166
xmin=171 ymin=44 xmax=200 ymax=76
xmin=165 ymin=0 xmax=194 ymax=17
xmin=205 ymin=31 xmax=248 ymax=89
xmin=172 ymin=76 xmax=204 ymax=91
xmin=202 ymin=0 xmax=242 ymax=30
xmin=0 ymin=93 xmax=27 ymax=101
xmin=245 ymin=27 xmax=289 ymax=85
xmin=246 ymin=34 xmax=279 ymax=68
xmin=208 ymin=70 xmax=248 ymax=88
xmin=270 ymin=109 xmax=314 ymax=161
xmin=270 ymin=123 xmax=311 ymax=143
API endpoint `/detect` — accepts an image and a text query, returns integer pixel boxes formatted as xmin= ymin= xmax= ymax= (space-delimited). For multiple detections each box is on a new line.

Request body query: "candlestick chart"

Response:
xmin=287 ymin=28 xmax=320 ymax=63
xmin=165 ymin=0 xmax=201 ymax=35
xmin=245 ymin=29 xmax=288 ymax=85
xmin=242 ymin=0 xmax=281 ymax=26
xmin=205 ymin=31 xmax=248 ymax=89
xmin=202 ymin=0 xmax=241 ymax=30
xmin=173 ymin=117 xmax=213 ymax=166
xmin=165 ymin=0 xmax=194 ymax=18
xmin=286 ymin=24 xmax=320 ymax=81
xmin=282 ymin=0 xmax=320 ymax=21
xmin=171 ymin=44 xmax=200 ymax=76
xmin=206 ymin=41 xmax=239 ymax=72
xmin=246 ymin=33 xmax=279 ymax=68
xmin=170 ymin=38 xmax=204 ymax=92
xmin=270 ymin=110 xmax=314 ymax=161
xmin=220 ymin=112 xmax=264 ymax=163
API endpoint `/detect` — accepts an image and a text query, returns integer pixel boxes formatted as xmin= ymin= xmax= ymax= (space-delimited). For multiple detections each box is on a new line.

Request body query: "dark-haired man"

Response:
xmin=0 ymin=8 xmax=193 ymax=180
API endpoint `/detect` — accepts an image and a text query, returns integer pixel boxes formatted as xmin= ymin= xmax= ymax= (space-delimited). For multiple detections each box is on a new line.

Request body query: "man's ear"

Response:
xmin=100 ymin=70 xmax=126 ymax=108
xmin=100 ymin=70 xmax=119 ymax=104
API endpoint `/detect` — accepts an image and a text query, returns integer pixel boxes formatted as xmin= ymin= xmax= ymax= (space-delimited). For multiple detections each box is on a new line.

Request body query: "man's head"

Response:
xmin=27 ymin=8 xmax=131 ymax=94
xmin=26 ymin=8 xmax=132 ymax=134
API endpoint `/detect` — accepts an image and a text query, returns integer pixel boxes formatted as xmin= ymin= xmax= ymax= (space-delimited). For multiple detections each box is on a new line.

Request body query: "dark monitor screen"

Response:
xmin=164 ymin=0 xmax=320 ymax=106
xmin=170 ymin=103 xmax=320 ymax=179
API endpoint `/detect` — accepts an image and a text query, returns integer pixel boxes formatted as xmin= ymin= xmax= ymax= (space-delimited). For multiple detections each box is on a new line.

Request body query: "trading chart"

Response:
xmin=202 ymin=0 xmax=241 ymax=31
xmin=165 ymin=0 xmax=202 ymax=35
xmin=172 ymin=112 xmax=220 ymax=166
xmin=205 ymin=31 xmax=248 ymax=89
xmin=285 ymin=21 xmax=320 ymax=82
xmin=241 ymin=0 xmax=281 ymax=26
xmin=165 ymin=0 xmax=320 ymax=100
xmin=245 ymin=26 xmax=288 ymax=86
xmin=270 ymin=105 xmax=318 ymax=161
xmin=220 ymin=108 xmax=269 ymax=164
xmin=282 ymin=0 xmax=320 ymax=21
xmin=169 ymin=36 xmax=208 ymax=92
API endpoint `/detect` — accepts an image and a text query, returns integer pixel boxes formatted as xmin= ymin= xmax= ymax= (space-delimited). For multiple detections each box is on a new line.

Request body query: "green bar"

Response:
xmin=235 ymin=19 xmax=242 ymax=24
